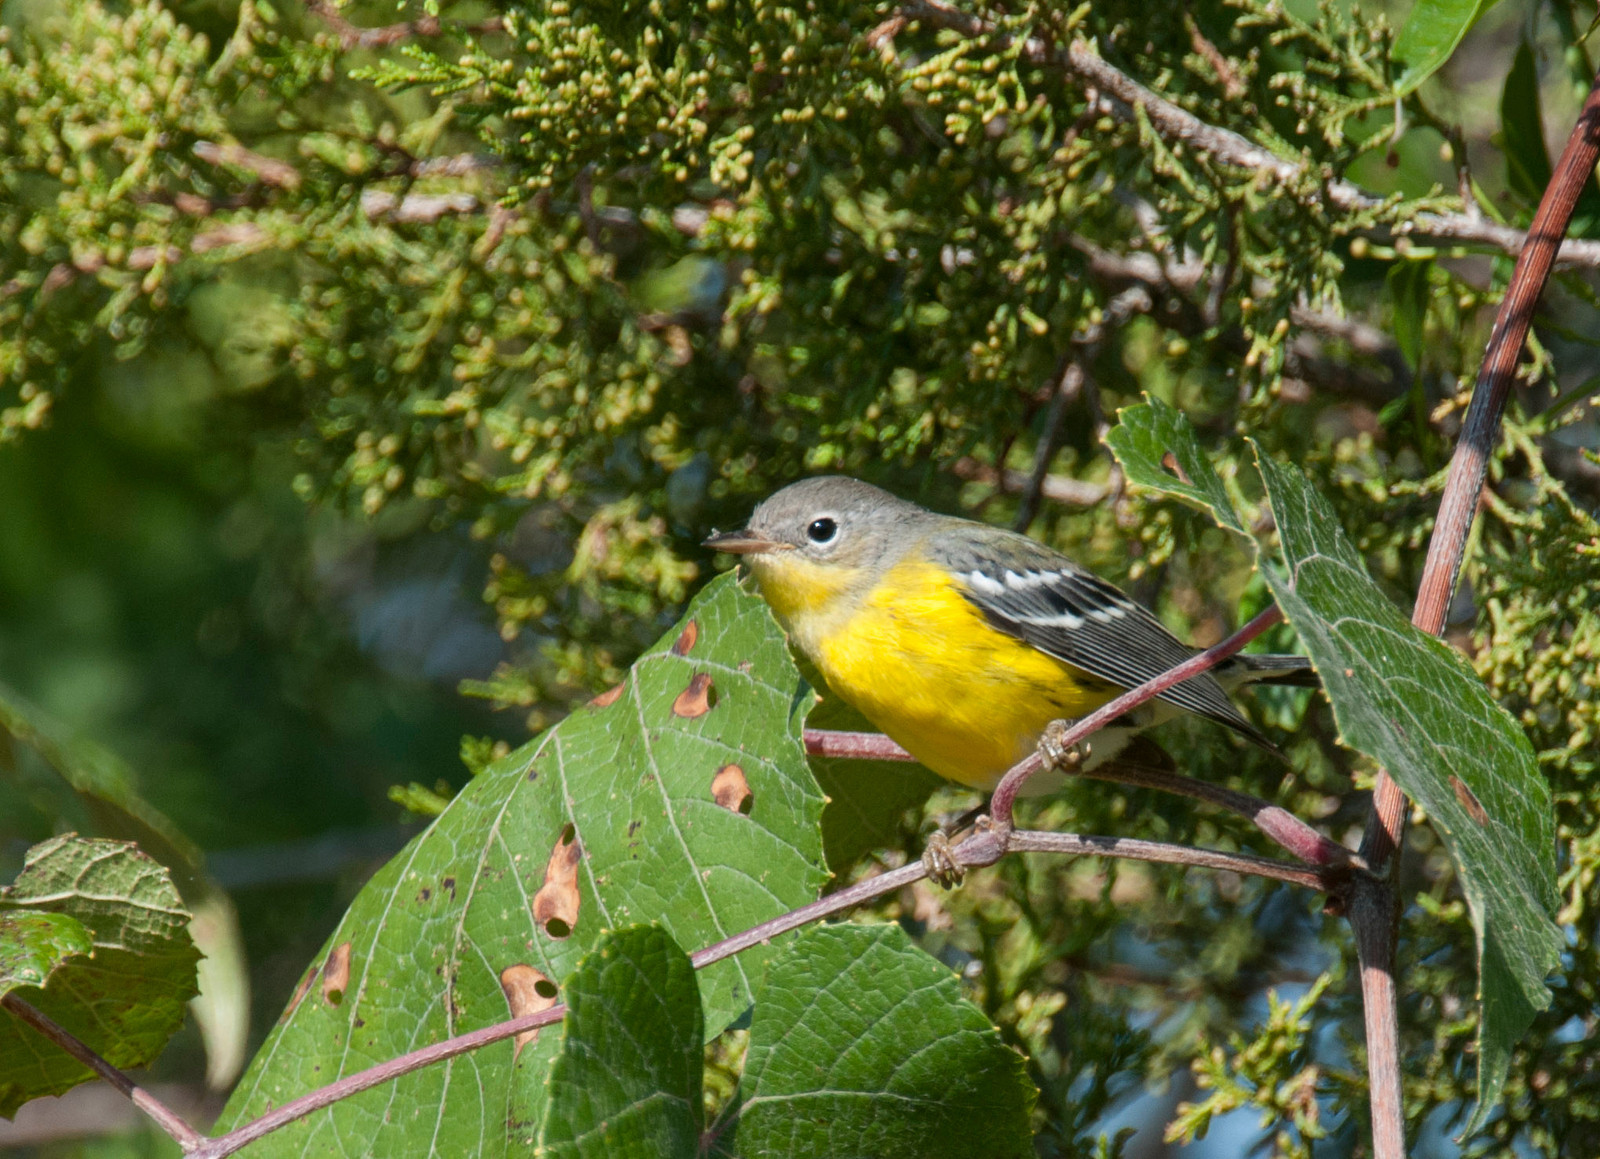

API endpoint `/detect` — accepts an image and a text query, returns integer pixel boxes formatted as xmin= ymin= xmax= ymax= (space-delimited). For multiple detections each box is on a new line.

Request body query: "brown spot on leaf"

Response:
xmin=671 ymin=619 xmax=699 ymax=656
xmin=533 ymin=824 xmax=582 ymax=939
xmin=282 ymin=962 xmax=321 ymax=1022
xmin=442 ymin=876 xmax=457 ymax=899
xmin=417 ymin=887 xmax=432 ymax=903
xmin=590 ymin=682 xmax=626 ymax=708
xmin=712 ymin=764 xmax=753 ymax=815
xmin=672 ymin=672 xmax=715 ymax=717
xmin=323 ymin=942 xmax=352 ymax=1006
xmin=1450 ymin=775 xmax=1489 ymax=825
xmin=499 ymin=964 xmax=560 ymax=1057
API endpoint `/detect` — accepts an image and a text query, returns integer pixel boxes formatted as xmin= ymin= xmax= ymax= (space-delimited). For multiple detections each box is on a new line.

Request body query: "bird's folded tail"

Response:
xmin=1220 ymin=653 xmax=1321 ymax=690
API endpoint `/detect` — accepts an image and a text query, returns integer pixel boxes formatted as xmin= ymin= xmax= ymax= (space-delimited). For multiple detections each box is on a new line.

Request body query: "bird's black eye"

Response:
xmin=806 ymin=517 xmax=838 ymax=544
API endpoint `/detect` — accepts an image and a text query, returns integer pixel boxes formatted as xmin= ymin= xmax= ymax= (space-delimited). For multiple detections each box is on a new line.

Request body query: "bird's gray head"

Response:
xmin=703 ymin=476 xmax=929 ymax=573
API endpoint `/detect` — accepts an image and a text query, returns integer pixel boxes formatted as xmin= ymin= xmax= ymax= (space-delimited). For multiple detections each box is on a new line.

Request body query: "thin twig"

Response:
xmin=804 ymin=725 xmax=1353 ymax=868
xmin=0 ymin=994 xmax=206 ymax=1152
xmin=306 ymin=1 xmax=505 ymax=50
xmin=192 ymin=142 xmax=301 ymax=191
xmin=1006 ymin=830 xmax=1335 ymax=891
xmin=989 ymin=606 xmax=1287 ymax=825
xmin=689 ymin=861 xmax=931 ymax=970
xmin=1071 ymin=761 xmax=1357 ymax=869
xmin=950 ymin=458 xmax=1111 ymax=506
xmin=1014 ymin=355 xmax=1083 ymax=531
xmin=903 ymin=0 xmax=1600 ymax=269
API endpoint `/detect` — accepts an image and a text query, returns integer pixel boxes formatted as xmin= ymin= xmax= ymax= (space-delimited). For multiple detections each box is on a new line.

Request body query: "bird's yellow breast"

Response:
xmin=799 ymin=556 xmax=1120 ymax=790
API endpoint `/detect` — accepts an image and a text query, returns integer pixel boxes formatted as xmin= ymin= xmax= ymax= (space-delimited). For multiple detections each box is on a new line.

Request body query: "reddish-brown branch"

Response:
xmin=803 ymin=729 xmax=916 ymax=761
xmin=805 ymin=722 xmax=1353 ymax=869
xmin=0 ymin=994 xmax=206 ymax=1152
xmin=1352 ymin=54 xmax=1600 ymax=1159
xmin=989 ymin=606 xmax=1286 ymax=825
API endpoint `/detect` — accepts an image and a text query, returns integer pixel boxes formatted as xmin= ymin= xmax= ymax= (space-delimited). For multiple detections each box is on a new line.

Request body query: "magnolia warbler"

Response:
xmin=705 ymin=476 xmax=1314 ymax=794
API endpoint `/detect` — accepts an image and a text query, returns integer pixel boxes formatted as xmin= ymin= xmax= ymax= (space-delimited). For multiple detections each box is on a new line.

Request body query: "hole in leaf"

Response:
xmin=671 ymin=619 xmax=699 ymax=655
xmin=712 ymin=764 xmax=753 ymax=815
xmin=499 ymin=964 xmax=559 ymax=1056
xmin=533 ymin=826 xmax=582 ymax=939
xmin=322 ymin=942 xmax=352 ymax=1006
xmin=590 ymin=682 xmax=625 ymax=709
xmin=1450 ymin=775 xmax=1489 ymax=825
xmin=1159 ymin=451 xmax=1193 ymax=486
xmin=672 ymin=672 xmax=716 ymax=717
xmin=282 ymin=962 xmax=321 ymax=1022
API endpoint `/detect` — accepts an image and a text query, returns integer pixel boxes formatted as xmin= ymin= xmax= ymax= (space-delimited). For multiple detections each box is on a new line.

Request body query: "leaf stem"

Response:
xmin=0 ymin=993 xmax=206 ymax=1152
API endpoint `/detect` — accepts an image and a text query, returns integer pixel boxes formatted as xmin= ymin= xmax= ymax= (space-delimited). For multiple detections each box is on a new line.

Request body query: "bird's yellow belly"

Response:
xmin=812 ymin=560 xmax=1119 ymax=790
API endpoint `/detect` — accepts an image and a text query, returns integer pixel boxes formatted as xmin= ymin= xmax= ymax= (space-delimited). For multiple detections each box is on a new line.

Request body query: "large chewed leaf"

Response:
xmin=218 ymin=573 xmax=827 ymax=1156
xmin=735 ymin=924 xmax=1035 ymax=1159
xmin=0 ymin=835 xmax=200 ymax=1118
xmin=1108 ymin=398 xmax=1560 ymax=1130
xmin=539 ymin=925 xmax=702 ymax=1158
xmin=1391 ymin=0 xmax=1503 ymax=96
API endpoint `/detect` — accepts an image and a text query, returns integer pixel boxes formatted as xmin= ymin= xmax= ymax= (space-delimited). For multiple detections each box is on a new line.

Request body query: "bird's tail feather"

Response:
xmin=1225 ymin=653 xmax=1321 ymax=689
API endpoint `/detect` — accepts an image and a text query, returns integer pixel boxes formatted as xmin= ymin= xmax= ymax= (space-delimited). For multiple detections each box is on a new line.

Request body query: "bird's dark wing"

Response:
xmin=933 ymin=532 xmax=1269 ymax=745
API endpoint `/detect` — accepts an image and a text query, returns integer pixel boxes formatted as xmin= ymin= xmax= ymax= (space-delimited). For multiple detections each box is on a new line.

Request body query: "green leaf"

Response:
xmin=1386 ymin=259 xmax=1433 ymax=371
xmin=0 ymin=912 xmax=92 ymax=995
xmin=0 ymin=835 xmax=201 ymax=1118
xmin=1103 ymin=399 xmax=1247 ymax=534
xmin=1250 ymin=451 xmax=1558 ymax=1132
xmin=218 ymin=573 xmax=828 ymax=1154
xmin=1499 ymin=39 xmax=1553 ymax=204
xmin=735 ymin=924 xmax=1035 ymax=1159
xmin=1108 ymin=399 xmax=1561 ymax=1132
xmin=539 ymin=926 xmax=702 ymax=1158
xmin=1392 ymin=0 xmax=1504 ymax=96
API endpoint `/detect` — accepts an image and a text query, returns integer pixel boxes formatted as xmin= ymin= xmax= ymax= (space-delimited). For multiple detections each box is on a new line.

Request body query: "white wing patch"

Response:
xmin=963 ymin=570 xmax=1007 ymax=596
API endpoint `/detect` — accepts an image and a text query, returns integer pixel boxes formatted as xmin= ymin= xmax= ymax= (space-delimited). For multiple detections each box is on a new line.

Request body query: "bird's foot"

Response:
xmin=921 ymin=829 xmax=965 ymax=888
xmin=1039 ymin=720 xmax=1091 ymax=772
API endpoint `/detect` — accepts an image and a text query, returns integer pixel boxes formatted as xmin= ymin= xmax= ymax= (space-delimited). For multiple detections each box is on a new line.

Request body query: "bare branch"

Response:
xmin=306 ymin=1 xmax=505 ymax=51
xmin=1352 ymin=50 xmax=1600 ymax=1159
xmin=950 ymin=458 xmax=1110 ymax=505
xmin=0 ymin=994 xmax=206 ymax=1153
xmin=904 ymin=0 xmax=1600 ymax=269
xmin=1006 ymin=830 xmax=1336 ymax=891
xmin=192 ymin=142 xmax=301 ymax=191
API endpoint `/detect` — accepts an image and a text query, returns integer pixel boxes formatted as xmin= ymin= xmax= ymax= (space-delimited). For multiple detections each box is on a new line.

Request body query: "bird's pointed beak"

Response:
xmin=703 ymin=528 xmax=790 ymax=555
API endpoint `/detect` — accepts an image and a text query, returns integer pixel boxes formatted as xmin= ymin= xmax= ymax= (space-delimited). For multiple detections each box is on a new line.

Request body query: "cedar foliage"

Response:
xmin=2 ymin=0 xmax=1599 ymax=1153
